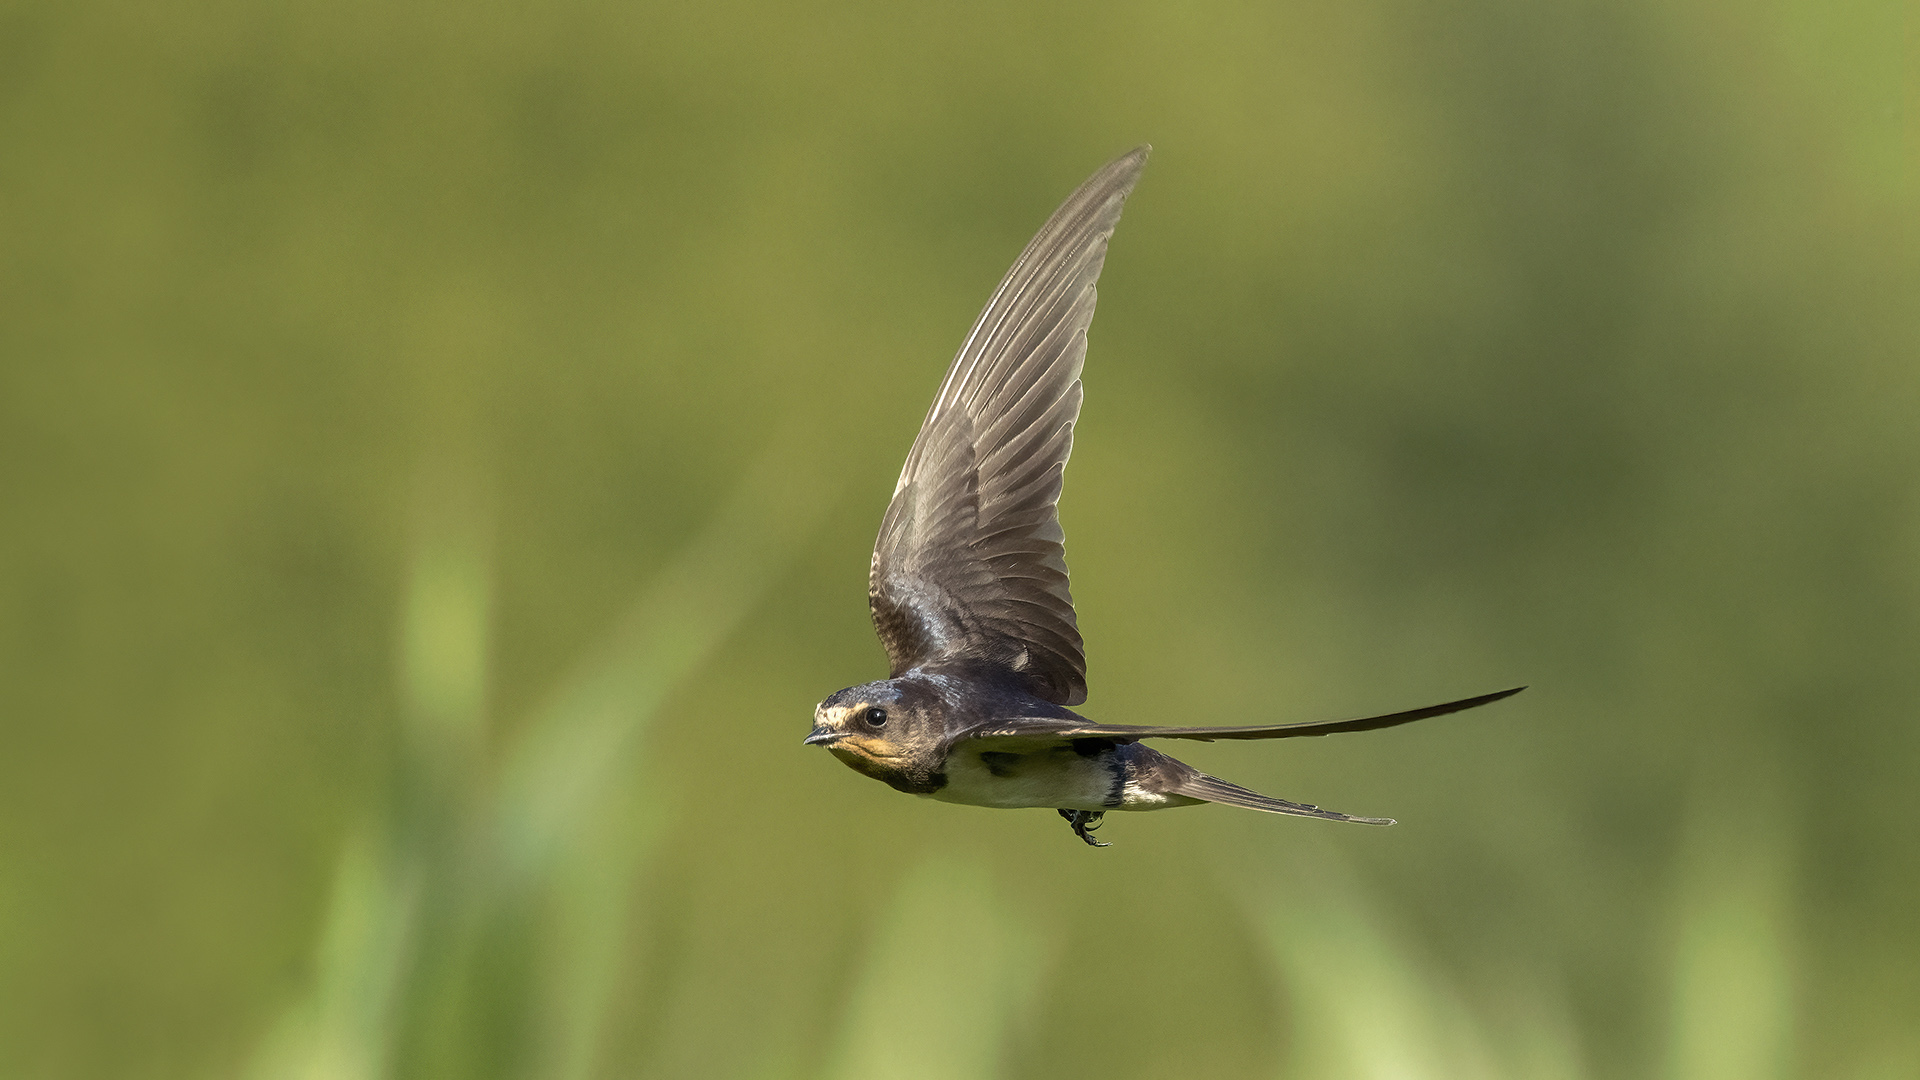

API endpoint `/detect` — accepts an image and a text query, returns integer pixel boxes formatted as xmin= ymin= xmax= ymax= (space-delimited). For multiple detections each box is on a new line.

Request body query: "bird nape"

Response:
xmin=804 ymin=146 xmax=1524 ymax=847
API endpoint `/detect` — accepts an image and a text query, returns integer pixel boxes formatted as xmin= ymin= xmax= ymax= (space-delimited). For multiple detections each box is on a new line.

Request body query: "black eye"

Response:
xmin=866 ymin=707 xmax=887 ymax=728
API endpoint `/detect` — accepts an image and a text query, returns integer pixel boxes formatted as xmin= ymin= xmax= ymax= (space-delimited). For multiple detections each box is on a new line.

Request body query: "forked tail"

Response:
xmin=1170 ymin=771 xmax=1395 ymax=826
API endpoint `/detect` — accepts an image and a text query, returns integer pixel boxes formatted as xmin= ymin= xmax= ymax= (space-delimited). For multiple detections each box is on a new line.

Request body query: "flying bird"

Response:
xmin=805 ymin=146 xmax=1523 ymax=846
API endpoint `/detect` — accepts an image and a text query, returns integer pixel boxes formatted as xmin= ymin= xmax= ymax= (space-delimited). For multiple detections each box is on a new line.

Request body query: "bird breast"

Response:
xmin=930 ymin=743 xmax=1123 ymax=811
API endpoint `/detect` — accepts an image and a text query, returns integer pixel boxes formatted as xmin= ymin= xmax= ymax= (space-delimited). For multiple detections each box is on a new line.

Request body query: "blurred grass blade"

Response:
xmin=244 ymin=836 xmax=420 ymax=1080
xmin=823 ymin=855 xmax=1042 ymax=1080
xmin=247 ymin=429 xmax=837 ymax=1080
xmin=494 ymin=424 xmax=835 ymax=883
xmin=532 ymin=779 xmax=660 ymax=1080
xmin=1246 ymin=853 xmax=1583 ymax=1080
xmin=400 ymin=523 xmax=492 ymax=756
xmin=249 ymin=489 xmax=489 ymax=1080
xmin=1667 ymin=783 xmax=1797 ymax=1080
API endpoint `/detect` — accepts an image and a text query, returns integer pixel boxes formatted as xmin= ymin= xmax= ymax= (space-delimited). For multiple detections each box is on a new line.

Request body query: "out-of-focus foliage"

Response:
xmin=0 ymin=1 xmax=1911 ymax=1078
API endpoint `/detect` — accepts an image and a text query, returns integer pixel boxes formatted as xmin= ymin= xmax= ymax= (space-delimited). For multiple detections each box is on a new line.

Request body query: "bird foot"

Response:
xmin=1057 ymin=809 xmax=1111 ymax=847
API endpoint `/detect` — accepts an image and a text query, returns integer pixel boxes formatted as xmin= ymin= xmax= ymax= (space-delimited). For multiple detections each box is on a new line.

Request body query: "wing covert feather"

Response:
xmin=870 ymin=147 xmax=1150 ymax=705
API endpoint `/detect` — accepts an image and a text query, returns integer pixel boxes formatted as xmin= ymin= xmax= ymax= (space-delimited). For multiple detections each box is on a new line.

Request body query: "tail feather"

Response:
xmin=1172 ymin=771 xmax=1395 ymax=826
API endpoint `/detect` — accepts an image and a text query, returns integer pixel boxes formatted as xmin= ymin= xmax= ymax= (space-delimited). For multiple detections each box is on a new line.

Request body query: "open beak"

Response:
xmin=803 ymin=725 xmax=845 ymax=746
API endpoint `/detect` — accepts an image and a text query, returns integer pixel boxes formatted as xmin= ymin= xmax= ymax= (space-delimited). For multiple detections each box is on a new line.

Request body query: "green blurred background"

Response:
xmin=1 ymin=0 xmax=1912 ymax=1077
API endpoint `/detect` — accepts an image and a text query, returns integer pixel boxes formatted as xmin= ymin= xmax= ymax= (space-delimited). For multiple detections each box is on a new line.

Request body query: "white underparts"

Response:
xmin=930 ymin=744 xmax=1202 ymax=812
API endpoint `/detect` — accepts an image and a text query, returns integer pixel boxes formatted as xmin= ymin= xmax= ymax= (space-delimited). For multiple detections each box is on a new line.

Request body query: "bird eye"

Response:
xmin=866 ymin=707 xmax=888 ymax=728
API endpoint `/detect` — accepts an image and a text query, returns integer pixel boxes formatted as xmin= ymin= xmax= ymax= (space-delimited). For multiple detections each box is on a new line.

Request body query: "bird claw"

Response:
xmin=1057 ymin=809 xmax=1111 ymax=847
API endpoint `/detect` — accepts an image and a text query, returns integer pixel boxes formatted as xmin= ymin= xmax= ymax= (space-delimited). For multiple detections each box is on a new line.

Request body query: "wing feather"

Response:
xmin=965 ymin=687 xmax=1527 ymax=746
xmin=869 ymin=147 xmax=1150 ymax=704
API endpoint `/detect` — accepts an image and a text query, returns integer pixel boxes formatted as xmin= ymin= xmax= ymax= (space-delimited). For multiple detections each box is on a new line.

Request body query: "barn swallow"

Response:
xmin=806 ymin=146 xmax=1523 ymax=846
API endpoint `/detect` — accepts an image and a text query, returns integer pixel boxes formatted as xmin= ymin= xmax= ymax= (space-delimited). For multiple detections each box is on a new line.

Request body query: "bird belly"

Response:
xmin=930 ymin=745 xmax=1120 ymax=811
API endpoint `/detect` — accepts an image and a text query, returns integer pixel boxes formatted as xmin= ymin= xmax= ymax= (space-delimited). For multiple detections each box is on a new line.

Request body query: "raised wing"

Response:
xmin=962 ymin=687 xmax=1526 ymax=746
xmin=869 ymin=147 xmax=1150 ymax=705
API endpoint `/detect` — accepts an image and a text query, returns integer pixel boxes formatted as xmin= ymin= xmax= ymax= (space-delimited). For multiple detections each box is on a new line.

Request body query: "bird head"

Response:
xmin=806 ymin=680 xmax=944 ymax=793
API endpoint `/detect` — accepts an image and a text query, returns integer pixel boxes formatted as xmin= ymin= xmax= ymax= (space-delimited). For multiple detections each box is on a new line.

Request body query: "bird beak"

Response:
xmin=803 ymin=725 xmax=845 ymax=746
